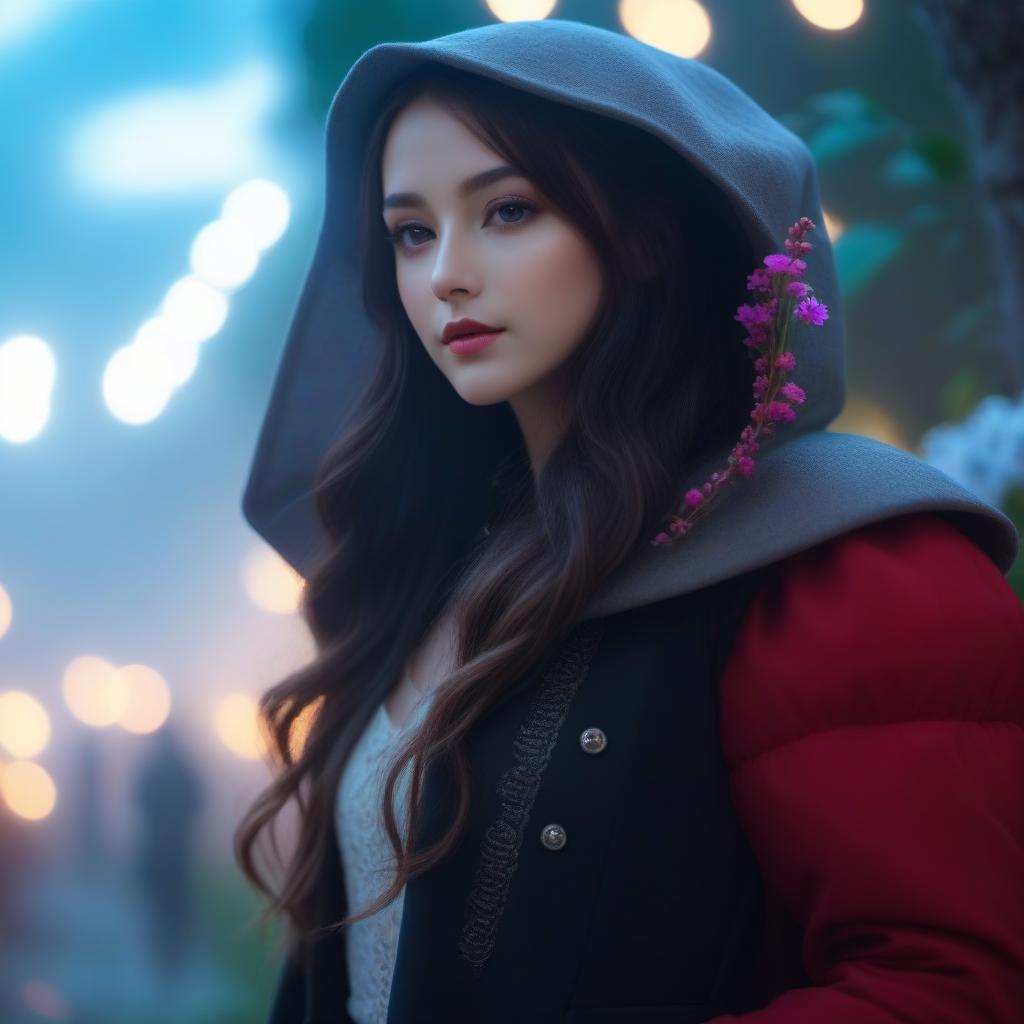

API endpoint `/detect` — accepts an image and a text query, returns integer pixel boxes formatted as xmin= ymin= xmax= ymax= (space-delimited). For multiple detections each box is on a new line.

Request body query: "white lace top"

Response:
xmin=335 ymin=690 xmax=436 ymax=1024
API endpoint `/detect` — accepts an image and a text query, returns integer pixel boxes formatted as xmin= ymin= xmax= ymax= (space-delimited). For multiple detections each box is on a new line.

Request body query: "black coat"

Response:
xmin=265 ymin=563 xmax=806 ymax=1023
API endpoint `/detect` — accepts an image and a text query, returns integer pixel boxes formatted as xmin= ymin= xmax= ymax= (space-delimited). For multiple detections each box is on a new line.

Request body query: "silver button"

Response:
xmin=540 ymin=823 xmax=567 ymax=851
xmin=579 ymin=727 xmax=607 ymax=754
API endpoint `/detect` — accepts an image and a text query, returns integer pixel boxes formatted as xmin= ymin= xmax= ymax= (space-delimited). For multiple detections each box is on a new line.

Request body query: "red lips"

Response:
xmin=442 ymin=318 xmax=503 ymax=344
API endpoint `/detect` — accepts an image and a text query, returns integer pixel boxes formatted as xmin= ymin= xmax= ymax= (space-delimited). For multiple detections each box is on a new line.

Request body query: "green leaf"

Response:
xmin=806 ymin=89 xmax=882 ymax=120
xmin=939 ymin=366 xmax=986 ymax=422
xmin=881 ymin=149 xmax=941 ymax=187
xmin=942 ymin=295 xmax=998 ymax=347
xmin=910 ymin=131 xmax=968 ymax=182
xmin=806 ymin=118 xmax=892 ymax=165
xmin=1001 ymin=483 xmax=1024 ymax=603
xmin=832 ymin=223 xmax=906 ymax=297
xmin=905 ymin=202 xmax=945 ymax=227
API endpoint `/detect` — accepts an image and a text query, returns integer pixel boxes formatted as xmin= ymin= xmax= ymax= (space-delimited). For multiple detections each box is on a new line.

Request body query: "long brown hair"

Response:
xmin=234 ymin=60 xmax=755 ymax=961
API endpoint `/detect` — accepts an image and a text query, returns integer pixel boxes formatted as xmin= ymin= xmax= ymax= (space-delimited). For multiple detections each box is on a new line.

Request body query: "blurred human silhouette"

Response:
xmin=74 ymin=733 xmax=105 ymax=872
xmin=130 ymin=723 xmax=206 ymax=986
xmin=0 ymin=802 xmax=36 ymax=1019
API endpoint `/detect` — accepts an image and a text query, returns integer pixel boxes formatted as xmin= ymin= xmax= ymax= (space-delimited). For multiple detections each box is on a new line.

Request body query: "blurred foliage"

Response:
xmin=1002 ymin=484 xmax=1024 ymax=601
xmin=794 ymin=87 xmax=969 ymax=184
xmin=941 ymin=293 xmax=999 ymax=346
xmin=939 ymin=365 xmax=989 ymax=424
xmin=197 ymin=864 xmax=283 ymax=1024
xmin=779 ymin=85 xmax=1014 ymax=434
xmin=779 ymin=85 xmax=976 ymax=308
xmin=40 ymin=864 xmax=287 ymax=1024
xmin=297 ymin=0 xmax=486 ymax=123
xmin=901 ymin=130 xmax=967 ymax=183
xmin=806 ymin=109 xmax=893 ymax=164
xmin=831 ymin=223 xmax=906 ymax=298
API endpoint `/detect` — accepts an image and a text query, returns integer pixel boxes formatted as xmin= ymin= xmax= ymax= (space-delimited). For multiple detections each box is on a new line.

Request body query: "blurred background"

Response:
xmin=1 ymin=1 xmax=1021 ymax=1021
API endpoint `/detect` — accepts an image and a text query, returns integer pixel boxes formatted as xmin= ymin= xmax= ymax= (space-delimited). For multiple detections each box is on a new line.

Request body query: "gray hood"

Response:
xmin=241 ymin=18 xmax=1018 ymax=620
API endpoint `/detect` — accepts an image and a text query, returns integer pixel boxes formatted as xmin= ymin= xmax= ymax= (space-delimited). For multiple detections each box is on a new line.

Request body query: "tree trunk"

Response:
xmin=913 ymin=0 xmax=1024 ymax=389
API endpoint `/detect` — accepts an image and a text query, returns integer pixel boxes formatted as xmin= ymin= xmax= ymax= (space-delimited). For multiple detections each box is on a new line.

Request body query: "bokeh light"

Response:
xmin=0 ymin=582 xmax=12 ymax=638
xmin=102 ymin=342 xmax=175 ymax=425
xmin=485 ymin=0 xmax=558 ymax=21
xmin=1 ymin=759 xmax=57 ymax=820
xmin=829 ymin=393 xmax=908 ymax=450
xmin=822 ymin=208 xmax=844 ymax=242
xmin=214 ymin=692 xmax=268 ymax=760
xmin=288 ymin=696 xmax=322 ymax=762
xmin=190 ymin=218 xmax=261 ymax=291
xmin=111 ymin=663 xmax=172 ymax=734
xmin=159 ymin=274 xmax=229 ymax=345
xmin=19 ymin=978 xmax=71 ymax=1021
xmin=0 ymin=334 xmax=56 ymax=443
xmin=62 ymin=655 xmax=129 ymax=727
xmin=619 ymin=0 xmax=713 ymax=59
xmin=132 ymin=317 xmax=201 ymax=389
xmin=791 ymin=0 xmax=865 ymax=32
xmin=243 ymin=545 xmax=305 ymax=614
xmin=101 ymin=178 xmax=291 ymax=427
xmin=0 ymin=691 xmax=51 ymax=758
xmin=221 ymin=178 xmax=291 ymax=251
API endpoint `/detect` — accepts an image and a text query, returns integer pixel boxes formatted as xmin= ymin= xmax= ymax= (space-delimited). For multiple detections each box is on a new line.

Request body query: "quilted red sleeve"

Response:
xmin=707 ymin=511 xmax=1024 ymax=1024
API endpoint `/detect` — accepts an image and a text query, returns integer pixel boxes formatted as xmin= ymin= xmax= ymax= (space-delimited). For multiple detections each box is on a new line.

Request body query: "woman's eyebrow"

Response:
xmin=383 ymin=164 xmax=524 ymax=211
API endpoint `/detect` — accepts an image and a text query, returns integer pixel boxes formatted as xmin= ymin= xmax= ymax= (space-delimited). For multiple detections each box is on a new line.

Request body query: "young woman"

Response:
xmin=235 ymin=19 xmax=1024 ymax=1024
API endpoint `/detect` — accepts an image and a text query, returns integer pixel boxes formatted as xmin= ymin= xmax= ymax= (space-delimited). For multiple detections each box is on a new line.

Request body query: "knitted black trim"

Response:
xmin=457 ymin=619 xmax=605 ymax=973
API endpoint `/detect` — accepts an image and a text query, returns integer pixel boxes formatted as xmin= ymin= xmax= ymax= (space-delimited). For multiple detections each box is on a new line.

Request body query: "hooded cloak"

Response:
xmin=240 ymin=18 xmax=1018 ymax=608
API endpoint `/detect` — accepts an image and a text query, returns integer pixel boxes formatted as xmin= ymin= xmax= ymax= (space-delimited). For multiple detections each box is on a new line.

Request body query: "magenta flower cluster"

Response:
xmin=651 ymin=216 xmax=829 ymax=547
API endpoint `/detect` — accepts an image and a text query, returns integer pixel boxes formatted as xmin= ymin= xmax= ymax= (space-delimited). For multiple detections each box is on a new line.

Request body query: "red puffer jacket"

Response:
xmin=711 ymin=511 xmax=1024 ymax=1023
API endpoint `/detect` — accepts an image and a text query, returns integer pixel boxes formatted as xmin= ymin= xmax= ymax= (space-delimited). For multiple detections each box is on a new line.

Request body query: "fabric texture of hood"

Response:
xmin=241 ymin=18 xmax=1018 ymax=620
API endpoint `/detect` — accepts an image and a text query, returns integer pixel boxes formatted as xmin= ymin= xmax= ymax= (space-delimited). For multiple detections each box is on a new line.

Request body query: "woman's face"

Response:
xmin=380 ymin=94 xmax=603 ymax=469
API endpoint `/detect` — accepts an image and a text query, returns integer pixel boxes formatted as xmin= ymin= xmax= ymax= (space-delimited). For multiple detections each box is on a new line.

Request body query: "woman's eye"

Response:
xmin=491 ymin=201 xmax=532 ymax=226
xmin=385 ymin=199 xmax=537 ymax=251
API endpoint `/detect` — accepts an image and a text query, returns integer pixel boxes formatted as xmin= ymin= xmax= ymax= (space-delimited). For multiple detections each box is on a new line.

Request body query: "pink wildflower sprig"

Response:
xmin=651 ymin=216 xmax=828 ymax=546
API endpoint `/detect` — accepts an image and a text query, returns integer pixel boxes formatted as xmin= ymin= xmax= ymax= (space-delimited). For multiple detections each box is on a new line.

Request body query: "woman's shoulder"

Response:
xmin=711 ymin=511 xmax=1024 ymax=1022
xmin=717 ymin=510 xmax=1024 ymax=766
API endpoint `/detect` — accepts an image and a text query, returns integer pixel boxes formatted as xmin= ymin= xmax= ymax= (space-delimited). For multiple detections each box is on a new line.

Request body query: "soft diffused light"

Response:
xmin=160 ymin=275 xmax=229 ymax=344
xmin=214 ymin=692 xmax=268 ymax=760
xmin=102 ymin=343 xmax=174 ymax=425
xmin=0 ymin=691 xmax=51 ymax=758
xmin=1 ymin=760 xmax=57 ymax=820
xmin=791 ymin=0 xmax=864 ymax=31
xmin=190 ymin=218 xmax=261 ymax=291
xmin=0 ymin=583 xmax=11 ymax=638
xmin=67 ymin=60 xmax=283 ymax=196
xmin=288 ymin=696 xmax=323 ymax=762
xmin=0 ymin=334 xmax=56 ymax=443
xmin=822 ymin=208 xmax=844 ymax=243
xmin=62 ymin=655 xmax=129 ymax=727
xmin=133 ymin=317 xmax=200 ymax=389
xmin=828 ymin=393 xmax=908 ymax=450
xmin=243 ymin=546 xmax=305 ymax=614
xmin=112 ymin=663 xmax=172 ymax=734
xmin=19 ymin=979 xmax=71 ymax=1021
xmin=485 ymin=0 xmax=558 ymax=21
xmin=221 ymin=178 xmax=291 ymax=251
xmin=619 ymin=0 xmax=712 ymax=59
